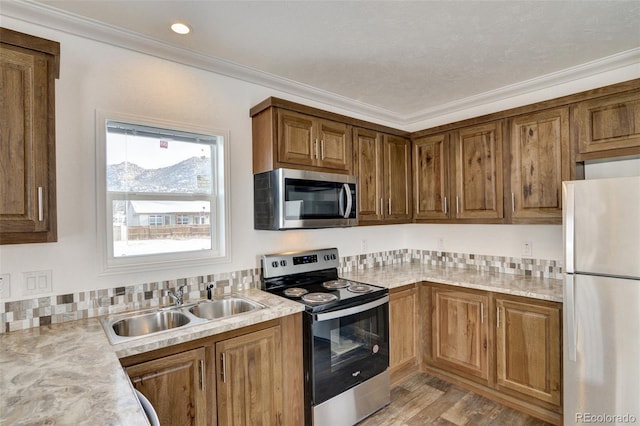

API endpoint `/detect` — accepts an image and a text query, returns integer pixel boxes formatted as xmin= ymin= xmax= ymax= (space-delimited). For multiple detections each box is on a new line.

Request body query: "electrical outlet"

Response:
xmin=361 ymin=239 xmax=368 ymax=252
xmin=438 ymin=237 xmax=445 ymax=250
xmin=0 ymin=274 xmax=11 ymax=299
xmin=23 ymin=270 xmax=52 ymax=296
xmin=522 ymin=241 xmax=533 ymax=257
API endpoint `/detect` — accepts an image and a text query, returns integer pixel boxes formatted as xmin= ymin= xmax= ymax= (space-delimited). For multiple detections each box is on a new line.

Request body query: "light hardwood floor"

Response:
xmin=358 ymin=373 xmax=552 ymax=426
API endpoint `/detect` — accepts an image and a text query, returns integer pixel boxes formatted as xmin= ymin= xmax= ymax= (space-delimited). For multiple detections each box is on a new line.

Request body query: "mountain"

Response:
xmin=107 ymin=156 xmax=211 ymax=193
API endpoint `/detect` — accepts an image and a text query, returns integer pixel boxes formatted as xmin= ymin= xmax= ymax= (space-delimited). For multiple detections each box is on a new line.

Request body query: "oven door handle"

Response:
xmin=315 ymin=295 xmax=389 ymax=322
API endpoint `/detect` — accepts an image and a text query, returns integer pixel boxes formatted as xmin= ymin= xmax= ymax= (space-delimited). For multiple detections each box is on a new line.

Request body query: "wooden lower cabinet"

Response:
xmin=122 ymin=314 xmax=302 ymax=426
xmin=389 ymin=284 xmax=418 ymax=385
xmin=430 ymin=286 xmax=490 ymax=384
xmin=495 ymin=296 xmax=561 ymax=407
xmin=420 ymin=283 xmax=562 ymax=425
xmin=126 ymin=347 xmax=207 ymax=426
xmin=216 ymin=326 xmax=284 ymax=426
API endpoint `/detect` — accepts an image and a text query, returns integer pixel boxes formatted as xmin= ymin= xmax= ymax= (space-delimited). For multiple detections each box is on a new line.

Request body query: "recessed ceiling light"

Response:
xmin=171 ymin=22 xmax=191 ymax=35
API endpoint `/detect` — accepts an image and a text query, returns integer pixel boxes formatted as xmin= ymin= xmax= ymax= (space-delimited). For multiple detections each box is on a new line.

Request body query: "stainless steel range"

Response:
xmin=261 ymin=248 xmax=390 ymax=426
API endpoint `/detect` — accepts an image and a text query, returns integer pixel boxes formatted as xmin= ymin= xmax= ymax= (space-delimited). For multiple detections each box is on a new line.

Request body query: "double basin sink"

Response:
xmin=100 ymin=295 xmax=266 ymax=344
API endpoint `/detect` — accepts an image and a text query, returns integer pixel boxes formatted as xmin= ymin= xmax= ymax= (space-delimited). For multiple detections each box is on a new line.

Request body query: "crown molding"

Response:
xmin=3 ymin=0 xmax=639 ymax=129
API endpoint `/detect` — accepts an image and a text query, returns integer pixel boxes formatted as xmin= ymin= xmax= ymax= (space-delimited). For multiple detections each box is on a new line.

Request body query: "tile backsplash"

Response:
xmin=1 ymin=249 xmax=562 ymax=333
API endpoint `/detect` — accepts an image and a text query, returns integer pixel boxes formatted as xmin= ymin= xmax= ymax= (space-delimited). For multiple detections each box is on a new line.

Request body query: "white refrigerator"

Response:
xmin=563 ymin=176 xmax=640 ymax=425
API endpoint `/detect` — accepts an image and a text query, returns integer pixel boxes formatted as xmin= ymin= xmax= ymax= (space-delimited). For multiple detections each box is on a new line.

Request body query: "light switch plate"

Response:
xmin=23 ymin=270 xmax=52 ymax=296
xmin=522 ymin=241 xmax=533 ymax=257
xmin=0 ymin=274 xmax=11 ymax=299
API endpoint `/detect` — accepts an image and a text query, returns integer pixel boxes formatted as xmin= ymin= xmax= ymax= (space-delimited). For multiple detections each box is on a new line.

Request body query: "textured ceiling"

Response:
xmin=20 ymin=1 xmax=640 ymax=122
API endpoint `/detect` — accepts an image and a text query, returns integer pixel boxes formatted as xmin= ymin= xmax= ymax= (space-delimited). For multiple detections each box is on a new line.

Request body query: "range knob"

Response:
xmin=280 ymin=260 xmax=287 ymax=267
xmin=271 ymin=261 xmax=278 ymax=268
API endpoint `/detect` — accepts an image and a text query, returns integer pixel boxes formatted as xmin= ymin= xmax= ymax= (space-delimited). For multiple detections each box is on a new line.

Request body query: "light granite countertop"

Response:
xmin=341 ymin=263 xmax=563 ymax=302
xmin=0 ymin=266 xmax=562 ymax=425
xmin=0 ymin=288 xmax=304 ymax=425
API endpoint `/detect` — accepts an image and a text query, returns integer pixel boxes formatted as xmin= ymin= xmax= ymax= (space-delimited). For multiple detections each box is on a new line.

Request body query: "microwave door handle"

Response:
xmin=343 ymin=183 xmax=352 ymax=218
xmin=338 ymin=184 xmax=346 ymax=217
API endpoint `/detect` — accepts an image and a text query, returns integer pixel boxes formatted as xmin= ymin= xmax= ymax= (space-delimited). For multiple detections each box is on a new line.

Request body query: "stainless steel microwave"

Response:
xmin=254 ymin=168 xmax=357 ymax=230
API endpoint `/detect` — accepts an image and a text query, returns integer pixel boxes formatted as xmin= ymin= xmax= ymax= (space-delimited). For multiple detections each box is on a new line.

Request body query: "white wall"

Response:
xmin=0 ymin=16 xmax=634 ymax=301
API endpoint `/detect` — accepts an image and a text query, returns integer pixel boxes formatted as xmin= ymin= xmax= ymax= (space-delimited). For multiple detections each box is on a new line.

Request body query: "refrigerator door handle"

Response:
xmin=563 ymin=182 xmax=575 ymax=274
xmin=565 ymin=274 xmax=577 ymax=362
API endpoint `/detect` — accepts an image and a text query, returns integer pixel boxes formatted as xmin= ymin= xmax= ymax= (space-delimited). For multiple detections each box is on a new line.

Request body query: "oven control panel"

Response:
xmin=262 ymin=248 xmax=340 ymax=278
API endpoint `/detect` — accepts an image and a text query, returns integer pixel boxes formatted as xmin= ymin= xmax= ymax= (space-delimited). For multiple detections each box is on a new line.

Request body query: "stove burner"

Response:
xmin=302 ymin=292 xmax=338 ymax=304
xmin=348 ymin=283 xmax=373 ymax=294
xmin=283 ymin=287 xmax=309 ymax=298
xmin=323 ymin=279 xmax=349 ymax=289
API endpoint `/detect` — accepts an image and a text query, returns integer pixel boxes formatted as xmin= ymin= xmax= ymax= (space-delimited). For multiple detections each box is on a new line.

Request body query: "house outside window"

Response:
xmin=97 ymin=111 xmax=230 ymax=274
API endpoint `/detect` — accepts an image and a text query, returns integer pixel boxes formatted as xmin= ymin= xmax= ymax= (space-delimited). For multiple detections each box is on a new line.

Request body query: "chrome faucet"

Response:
xmin=206 ymin=283 xmax=216 ymax=300
xmin=168 ymin=284 xmax=187 ymax=306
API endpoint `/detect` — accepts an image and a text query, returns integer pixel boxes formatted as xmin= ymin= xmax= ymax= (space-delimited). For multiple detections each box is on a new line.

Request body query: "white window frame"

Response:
xmin=96 ymin=110 xmax=231 ymax=275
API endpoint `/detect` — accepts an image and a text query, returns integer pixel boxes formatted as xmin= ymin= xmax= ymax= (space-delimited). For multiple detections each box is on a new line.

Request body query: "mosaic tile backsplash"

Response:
xmin=1 ymin=249 xmax=562 ymax=333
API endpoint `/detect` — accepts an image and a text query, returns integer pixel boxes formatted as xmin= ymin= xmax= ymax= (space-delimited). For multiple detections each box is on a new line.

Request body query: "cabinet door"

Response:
xmin=495 ymin=298 xmax=561 ymax=407
xmin=384 ymin=135 xmax=412 ymax=220
xmin=317 ymin=119 xmax=351 ymax=171
xmin=413 ymin=134 xmax=450 ymax=220
xmin=577 ymin=90 xmax=640 ymax=155
xmin=509 ymin=108 xmax=569 ymax=223
xmin=277 ymin=110 xmax=315 ymax=167
xmin=389 ymin=285 xmax=418 ymax=383
xmin=353 ymin=128 xmax=384 ymax=221
xmin=126 ymin=348 xmax=207 ymax=426
xmin=452 ymin=122 xmax=503 ymax=221
xmin=432 ymin=288 xmax=490 ymax=383
xmin=0 ymin=40 xmax=57 ymax=243
xmin=216 ymin=326 xmax=284 ymax=426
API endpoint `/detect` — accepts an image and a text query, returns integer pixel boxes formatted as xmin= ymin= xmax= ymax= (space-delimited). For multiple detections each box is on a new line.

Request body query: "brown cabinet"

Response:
xmin=421 ymin=282 xmax=562 ymax=424
xmin=495 ymin=296 xmax=562 ymax=407
xmin=354 ymin=129 xmax=412 ymax=223
xmin=389 ymin=284 xmax=418 ymax=385
xmin=216 ymin=326 xmax=284 ymax=426
xmin=431 ymin=286 xmax=490 ymax=384
xmin=413 ymin=121 xmax=503 ymax=223
xmin=252 ymin=106 xmax=352 ymax=174
xmin=126 ymin=348 xmax=207 ymax=426
xmin=576 ymin=89 xmax=640 ymax=160
xmin=508 ymin=108 xmax=570 ymax=223
xmin=0 ymin=28 xmax=59 ymax=244
xmin=122 ymin=315 xmax=302 ymax=426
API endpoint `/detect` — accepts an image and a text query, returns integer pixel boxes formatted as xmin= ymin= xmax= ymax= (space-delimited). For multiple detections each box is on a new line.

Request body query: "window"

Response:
xmin=96 ymin=111 xmax=230 ymax=273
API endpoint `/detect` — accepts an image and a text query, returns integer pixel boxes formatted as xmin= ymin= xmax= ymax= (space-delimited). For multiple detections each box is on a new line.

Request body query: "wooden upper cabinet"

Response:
xmin=509 ymin=108 xmax=570 ymax=223
xmin=354 ymin=129 xmax=412 ymax=224
xmin=413 ymin=133 xmax=450 ymax=220
xmin=126 ymin=347 xmax=207 ymax=426
xmin=431 ymin=287 xmax=490 ymax=384
xmin=216 ymin=326 xmax=284 ymax=426
xmin=495 ymin=297 xmax=562 ymax=408
xmin=452 ymin=121 xmax=504 ymax=221
xmin=576 ymin=89 xmax=640 ymax=159
xmin=0 ymin=28 xmax=59 ymax=244
xmin=353 ymin=128 xmax=384 ymax=221
xmin=384 ymin=135 xmax=412 ymax=221
xmin=252 ymin=106 xmax=352 ymax=174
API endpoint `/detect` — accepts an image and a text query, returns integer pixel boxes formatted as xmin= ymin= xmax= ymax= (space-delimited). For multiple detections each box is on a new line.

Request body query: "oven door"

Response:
xmin=307 ymin=295 xmax=389 ymax=406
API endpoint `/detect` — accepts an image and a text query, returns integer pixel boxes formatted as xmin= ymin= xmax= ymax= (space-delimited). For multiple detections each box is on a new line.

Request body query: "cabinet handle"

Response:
xmin=220 ymin=353 xmax=227 ymax=383
xmin=38 ymin=187 xmax=44 ymax=221
xmin=388 ymin=198 xmax=392 ymax=215
xmin=444 ymin=196 xmax=448 ymax=214
xmin=199 ymin=359 xmax=205 ymax=391
xmin=496 ymin=307 xmax=500 ymax=328
xmin=321 ymin=140 xmax=325 ymax=160
xmin=380 ymin=198 xmax=383 ymax=215
xmin=481 ymin=302 xmax=484 ymax=323
xmin=314 ymin=139 xmax=319 ymax=159
xmin=456 ymin=196 xmax=459 ymax=215
xmin=512 ymin=192 xmax=515 ymax=213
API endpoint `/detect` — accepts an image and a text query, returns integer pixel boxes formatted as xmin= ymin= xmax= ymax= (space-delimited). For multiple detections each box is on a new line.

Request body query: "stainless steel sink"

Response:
xmin=112 ymin=310 xmax=191 ymax=337
xmin=189 ymin=296 xmax=266 ymax=320
xmin=100 ymin=294 xmax=267 ymax=344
